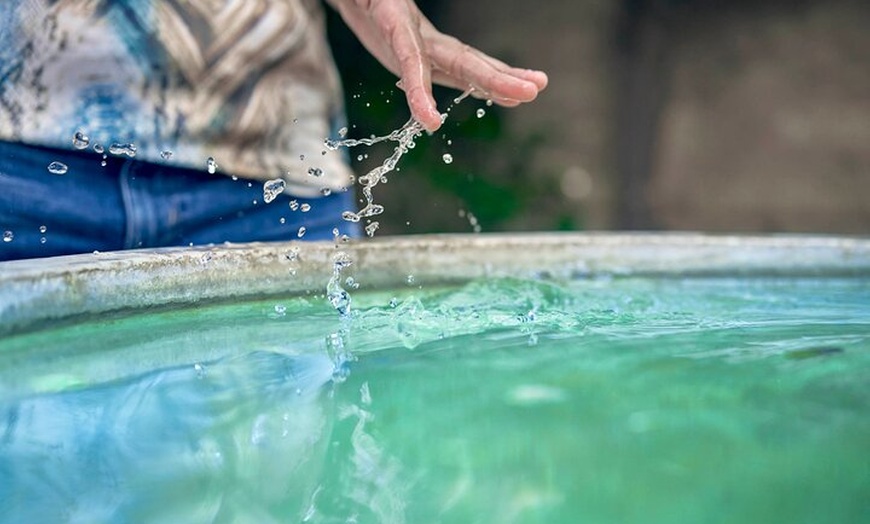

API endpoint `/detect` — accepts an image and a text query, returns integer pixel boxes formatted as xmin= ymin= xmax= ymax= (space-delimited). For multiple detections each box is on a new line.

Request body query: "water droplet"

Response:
xmin=300 ymin=154 xmax=306 ymax=161
xmin=38 ymin=225 xmax=47 ymax=234
xmin=389 ymin=297 xmax=399 ymax=308
xmin=160 ymin=150 xmax=173 ymax=160
xmin=285 ymin=247 xmax=300 ymax=261
xmin=447 ymin=139 xmax=452 ymax=146
xmin=406 ymin=274 xmax=415 ymax=285
xmin=263 ymin=178 xmax=286 ymax=203
xmin=293 ymin=118 xmax=299 ymax=124
xmin=442 ymin=153 xmax=453 ymax=164
xmin=108 ymin=142 xmax=137 ymax=157
xmin=279 ymin=217 xmax=286 ymax=224
xmin=101 ymin=159 xmax=107 ymax=167
xmin=338 ymin=127 xmax=348 ymax=138
xmin=47 ymin=161 xmax=68 ymax=175
xmin=356 ymin=154 xmax=364 ymax=162
xmin=72 ymin=130 xmax=89 ymax=149
xmin=297 ymin=226 xmax=306 ymax=238
xmin=289 ymin=200 xmax=299 ymax=211
xmin=486 ymin=99 xmax=494 ymax=107
xmin=308 ymin=167 xmax=323 ymax=177
xmin=320 ymin=187 xmax=332 ymax=197
xmin=365 ymin=222 xmax=379 ymax=237
xmin=93 ymin=143 xmax=105 ymax=154
xmin=194 ymin=362 xmax=207 ymax=379
xmin=40 ymin=237 xmax=46 ymax=244
xmin=365 ymin=102 xmax=371 ymax=107
xmin=476 ymin=108 xmax=486 ymax=118
xmin=274 ymin=304 xmax=287 ymax=316
xmin=2 ymin=231 xmax=13 ymax=242
xmin=300 ymin=203 xmax=311 ymax=213
xmin=206 ymin=156 xmax=218 ymax=174
xmin=327 ymin=253 xmax=354 ymax=316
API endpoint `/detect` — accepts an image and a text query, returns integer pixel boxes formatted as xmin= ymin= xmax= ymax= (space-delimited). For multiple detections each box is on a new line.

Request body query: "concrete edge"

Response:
xmin=1 ymin=232 xmax=868 ymax=336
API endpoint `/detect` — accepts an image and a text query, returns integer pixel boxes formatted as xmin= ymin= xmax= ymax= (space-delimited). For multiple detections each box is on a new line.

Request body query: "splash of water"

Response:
xmin=327 ymin=252 xmax=353 ymax=317
xmin=326 ymin=87 xmax=476 ymax=228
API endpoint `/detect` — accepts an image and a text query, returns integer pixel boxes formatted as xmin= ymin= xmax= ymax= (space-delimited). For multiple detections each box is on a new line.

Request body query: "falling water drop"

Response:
xmin=442 ymin=153 xmax=453 ymax=165
xmin=109 ymin=143 xmax=137 ymax=157
xmin=285 ymin=247 xmax=300 ymax=262
xmin=342 ymin=211 xmax=360 ymax=223
xmin=160 ymin=150 xmax=173 ymax=160
xmin=263 ymin=179 xmax=286 ymax=203
xmin=39 ymin=225 xmax=47 ymax=234
xmin=486 ymin=99 xmax=494 ymax=107
xmin=47 ymin=161 xmax=68 ymax=175
xmin=3 ymin=231 xmax=13 ymax=243
xmin=308 ymin=167 xmax=323 ymax=177
xmin=297 ymin=226 xmax=307 ymax=238
xmin=338 ymin=127 xmax=348 ymax=138
xmin=206 ymin=157 xmax=218 ymax=174
xmin=93 ymin=143 xmax=105 ymax=154
xmin=476 ymin=108 xmax=486 ymax=118
xmin=289 ymin=200 xmax=299 ymax=211
xmin=72 ymin=130 xmax=90 ymax=149
xmin=300 ymin=203 xmax=311 ymax=213
xmin=365 ymin=222 xmax=379 ymax=237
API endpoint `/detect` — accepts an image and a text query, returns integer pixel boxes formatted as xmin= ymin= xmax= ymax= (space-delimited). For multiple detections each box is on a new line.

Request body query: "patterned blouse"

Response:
xmin=0 ymin=0 xmax=353 ymax=197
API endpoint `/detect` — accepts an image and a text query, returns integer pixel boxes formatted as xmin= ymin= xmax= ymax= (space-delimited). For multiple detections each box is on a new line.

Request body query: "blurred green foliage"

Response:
xmin=326 ymin=3 xmax=570 ymax=234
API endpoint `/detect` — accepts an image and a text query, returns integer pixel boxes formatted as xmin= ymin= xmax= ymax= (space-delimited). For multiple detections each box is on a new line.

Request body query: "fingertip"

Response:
xmin=529 ymin=70 xmax=548 ymax=91
xmin=511 ymin=79 xmax=541 ymax=102
xmin=407 ymin=88 xmax=442 ymax=132
xmin=510 ymin=68 xmax=549 ymax=91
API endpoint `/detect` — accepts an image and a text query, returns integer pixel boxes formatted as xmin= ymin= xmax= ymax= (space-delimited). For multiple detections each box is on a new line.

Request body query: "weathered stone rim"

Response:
xmin=1 ymin=232 xmax=868 ymax=336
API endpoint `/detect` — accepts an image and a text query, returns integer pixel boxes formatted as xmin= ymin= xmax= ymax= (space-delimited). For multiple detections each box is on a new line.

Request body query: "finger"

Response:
xmin=429 ymin=70 xmax=523 ymax=107
xmin=431 ymin=37 xmax=541 ymax=103
xmin=372 ymin=2 xmax=442 ymax=131
xmin=475 ymin=54 xmax=549 ymax=91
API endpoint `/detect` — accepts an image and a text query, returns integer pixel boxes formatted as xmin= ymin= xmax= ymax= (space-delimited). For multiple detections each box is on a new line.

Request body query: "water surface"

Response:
xmin=1 ymin=276 xmax=868 ymax=523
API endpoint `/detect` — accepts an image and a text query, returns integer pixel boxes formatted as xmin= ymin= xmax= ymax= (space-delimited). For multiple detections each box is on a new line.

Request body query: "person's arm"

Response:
xmin=324 ymin=0 xmax=548 ymax=132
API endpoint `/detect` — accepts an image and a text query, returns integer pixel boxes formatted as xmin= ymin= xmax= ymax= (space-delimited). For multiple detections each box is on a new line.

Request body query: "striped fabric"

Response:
xmin=0 ymin=0 xmax=352 ymax=196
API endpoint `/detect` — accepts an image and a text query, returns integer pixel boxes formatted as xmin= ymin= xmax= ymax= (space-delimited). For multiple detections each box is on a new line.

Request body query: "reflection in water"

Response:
xmin=0 ymin=351 xmax=336 ymax=523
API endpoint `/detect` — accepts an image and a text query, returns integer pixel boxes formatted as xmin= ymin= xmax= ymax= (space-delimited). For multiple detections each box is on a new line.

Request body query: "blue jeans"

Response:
xmin=0 ymin=141 xmax=360 ymax=261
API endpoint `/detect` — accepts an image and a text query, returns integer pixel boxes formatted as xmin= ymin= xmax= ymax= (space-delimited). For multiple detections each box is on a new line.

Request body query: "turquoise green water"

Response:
xmin=0 ymin=276 xmax=868 ymax=523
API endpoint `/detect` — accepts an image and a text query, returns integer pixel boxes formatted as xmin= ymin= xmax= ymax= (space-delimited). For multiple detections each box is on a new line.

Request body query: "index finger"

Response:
xmin=372 ymin=2 xmax=442 ymax=131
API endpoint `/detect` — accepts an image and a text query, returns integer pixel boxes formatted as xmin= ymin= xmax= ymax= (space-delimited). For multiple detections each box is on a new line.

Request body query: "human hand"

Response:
xmin=326 ymin=0 xmax=548 ymax=132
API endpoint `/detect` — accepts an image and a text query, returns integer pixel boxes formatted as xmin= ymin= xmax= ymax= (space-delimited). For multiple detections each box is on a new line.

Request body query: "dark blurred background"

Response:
xmin=326 ymin=0 xmax=870 ymax=235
